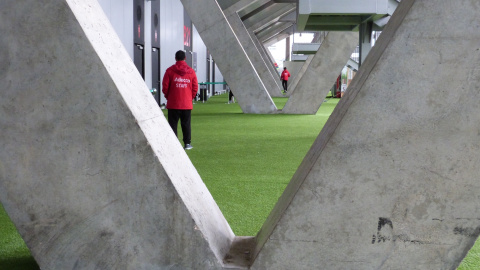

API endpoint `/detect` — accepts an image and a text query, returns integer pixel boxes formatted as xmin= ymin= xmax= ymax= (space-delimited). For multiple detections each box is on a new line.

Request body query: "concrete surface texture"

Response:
xmin=281 ymin=31 xmax=358 ymax=114
xmin=253 ymin=0 xmax=480 ymax=268
xmin=3 ymin=0 xmax=480 ymax=269
xmin=223 ymin=6 xmax=284 ymax=98
xmin=262 ymin=41 xmax=284 ymax=79
xmin=0 ymin=0 xmax=234 ymax=269
xmin=250 ymin=34 xmax=284 ymax=90
xmin=180 ymin=0 xmax=277 ymax=114
xmin=283 ymin=55 xmax=314 ymax=97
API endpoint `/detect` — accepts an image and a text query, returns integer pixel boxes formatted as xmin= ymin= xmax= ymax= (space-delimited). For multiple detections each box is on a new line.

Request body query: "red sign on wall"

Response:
xmin=184 ymin=25 xmax=191 ymax=47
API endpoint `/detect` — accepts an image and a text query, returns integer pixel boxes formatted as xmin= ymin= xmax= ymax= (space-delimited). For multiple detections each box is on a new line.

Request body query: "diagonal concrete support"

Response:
xmin=287 ymin=32 xmax=329 ymax=96
xmin=4 ymin=0 xmax=480 ymax=269
xmin=282 ymin=31 xmax=358 ymax=114
xmin=285 ymin=55 xmax=314 ymax=97
xmin=224 ymin=1 xmax=282 ymax=92
xmin=223 ymin=7 xmax=283 ymax=97
xmin=181 ymin=0 xmax=277 ymax=114
xmin=0 ymin=0 xmax=235 ymax=268
xmin=253 ymin=34 xmax=284 ymax=89
xmin=253 ymin=0 xmax=480 ymax=268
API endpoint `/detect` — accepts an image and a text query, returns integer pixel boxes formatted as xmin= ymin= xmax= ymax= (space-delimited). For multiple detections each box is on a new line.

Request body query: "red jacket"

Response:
xmin=162 ymin=61 xmax=198 ymax=110
xmin=281 ymin=69 xmax=291 ymax=81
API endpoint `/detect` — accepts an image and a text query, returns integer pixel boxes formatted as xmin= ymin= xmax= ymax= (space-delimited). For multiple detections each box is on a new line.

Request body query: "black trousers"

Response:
xmin=168 ymin=109 xmax=192 ymax=145
xmin=282 ymin=80 xmax=288 ymax=91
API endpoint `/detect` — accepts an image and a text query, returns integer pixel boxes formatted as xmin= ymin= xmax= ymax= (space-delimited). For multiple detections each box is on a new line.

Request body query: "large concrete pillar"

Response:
xmin=180 ymin=0 xmax=277 ymax=114
xmin=262 ymin=40 xmax=284 ymax=78
xmin=0 ymin=0 xmax=235 ymax=268
xmin=253 ymin=0 xmax=480 ymax=268
xmin=223 ymin=7 xmax=283 ymax=97
xmin=285 ymin=55 xmax=314 ymax=96
xmin=282 ymin=60 xmax=306 ymax=88
xmin=285 ymin=36 xmax=291 ymax=61
xmin=4 ymin=0 xmax=480 ymax=269
xmin=254 ymin=36 xmax=283 ymax=86
xmin=281 ymin=31 xmax=358 ymax=114
xmin=253 ymin=32 xmax=287 ymax=87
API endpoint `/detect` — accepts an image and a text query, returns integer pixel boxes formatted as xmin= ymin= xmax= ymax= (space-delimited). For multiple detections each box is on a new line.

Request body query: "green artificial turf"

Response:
xmin=459 ymin=241 xmax=480 ymax=270
xmin=0 ymin=93 xmax=479 ymax=268
xmin=182 ymin=95 xmax=337 ymax=235
xmin=0 ymin=205 xmax=39 ymax=270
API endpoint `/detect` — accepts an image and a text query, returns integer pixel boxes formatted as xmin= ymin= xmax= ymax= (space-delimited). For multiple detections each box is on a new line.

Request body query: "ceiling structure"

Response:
xmin=219 ymin=0 xmax=398 ymax=45
xmin=296 ymin=0 xmax=399 ymax=31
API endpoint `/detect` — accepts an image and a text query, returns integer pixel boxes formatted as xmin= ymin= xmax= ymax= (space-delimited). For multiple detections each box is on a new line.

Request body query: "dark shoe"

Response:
xmin=184 ymin=144 xmax=193 ymax=150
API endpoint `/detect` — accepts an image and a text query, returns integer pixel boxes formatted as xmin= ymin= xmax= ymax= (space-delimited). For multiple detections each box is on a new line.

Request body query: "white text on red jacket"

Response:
xmin=174 ymin=77 xmax=191 ymax=88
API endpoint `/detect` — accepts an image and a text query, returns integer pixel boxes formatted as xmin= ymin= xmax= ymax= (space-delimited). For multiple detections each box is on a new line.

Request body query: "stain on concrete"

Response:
xmin=453 ymin=226 xmax=480 ymax=237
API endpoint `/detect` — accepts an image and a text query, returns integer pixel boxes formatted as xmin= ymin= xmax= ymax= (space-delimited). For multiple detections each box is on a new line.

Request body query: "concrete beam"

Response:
xmin=306 ymin=15 xmax=364 ymax=26
xmin=298 ymin=0 xmax=393 ymax=28
xmin=246 ymin=4 xmax=296 ymax=32
xmin=218 ymin=0 xmax=248 ymax=11
xmin=359 ymin=21 xmax=374 ymax=66
xmin=347 ymin=58 xmax=359 ymax=71
xmin=220 ymin=0 xmax=283 ymax=97
xmin=278 ymin=10 xmax=296 ymax=22
xmin=237 ymin=0 xmax=273 ymax=20
xmin=0 ymin=0 xmax=235 ymax=268
xmin=282 ymin=61 xmax=306 ymax=89
xmin=222 ymin=0 xmax=266 ymax=14
xmin=260 ymin=25 xmax=295 ymax=44
xmin=287 ymin=34 xmax=327 ymax=96
xmin=250 ymin=32 xmax=284 ymax=89
xmin=290 ymin=54 xmax=309 ymax=61
xmin=256 ymin=22 xmax=294 ymax=43
xmin=181 ymin=0 xmax=277 ymax=114
xmin=282 ymin=31 xmax=358 ymax=114
xmin=263 ymin=32 xmax=290 ymax=47
xmin=225 ymin=11 xmax=284 ymax=97
xmin=263 ymin=41 xmax=284 ymax=75
xmin=297 ymin=0 xmax=396 ymax=31
xmin=284 ymin=55 xmax=314 ymax=96
xmin=254 ymin=0 xmax=480 ymax=268
xmin=292 ymin=43 xmax=321 ymax=54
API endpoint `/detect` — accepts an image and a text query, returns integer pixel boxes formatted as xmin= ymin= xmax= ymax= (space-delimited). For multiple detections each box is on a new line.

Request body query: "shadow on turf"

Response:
xmin=0 ymin=256 xmax=39 ymax=270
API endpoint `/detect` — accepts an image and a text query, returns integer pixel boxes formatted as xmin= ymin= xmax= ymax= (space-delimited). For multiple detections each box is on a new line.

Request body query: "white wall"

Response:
xmin=159 ymin=0 xmax=184 ymax=103
xmin=97 ymin=0 xmax=133 ymax=59
xmin=160 ymin=0 xmax=184 ymax=80
xmin=144 ymin=2 xmax=152 ymax=89
xmin=193 ymin=25 xmax=207 ymax=84
xmin=97 ymin=0 xmax=215 ymax=101
xmin=214 ymin=64 xmax=224 ymax=93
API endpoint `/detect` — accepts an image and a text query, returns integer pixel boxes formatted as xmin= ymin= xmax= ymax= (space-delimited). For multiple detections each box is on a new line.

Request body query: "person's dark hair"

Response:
xmin=175 ymin=50 xmax=186 ymax=61
xmin=284 ymin=67 xmax=287 ymax=69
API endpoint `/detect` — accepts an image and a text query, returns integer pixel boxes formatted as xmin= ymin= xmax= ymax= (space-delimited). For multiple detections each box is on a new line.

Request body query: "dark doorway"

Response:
xmin=207 ymin=50 xmax=212 ymax=94
xmin=212 ymin=59 xmax=216 ymax=85
xmin=134 ymin=44 xmax=145 ymax=78
xmin=151 ymin=1 xmax=161 ymax=105
xmin=151 ymin=48 xmax=160 ymax=105
xmin=134 ymin=0 xmax=145 ymax=78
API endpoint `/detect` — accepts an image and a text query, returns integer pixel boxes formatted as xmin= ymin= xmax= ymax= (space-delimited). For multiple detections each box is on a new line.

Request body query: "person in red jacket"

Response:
xmin=162 ymin=50 xmax=198 ymax=150
xmin=280 ymin=67 xmax=291 ymax=93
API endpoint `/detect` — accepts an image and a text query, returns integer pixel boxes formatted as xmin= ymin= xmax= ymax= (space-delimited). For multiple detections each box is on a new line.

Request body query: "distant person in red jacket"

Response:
xmin=281 ymin=67 xmax=291 ymax=93
xmin=162 ymin=50 xmax=198 ymax=150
